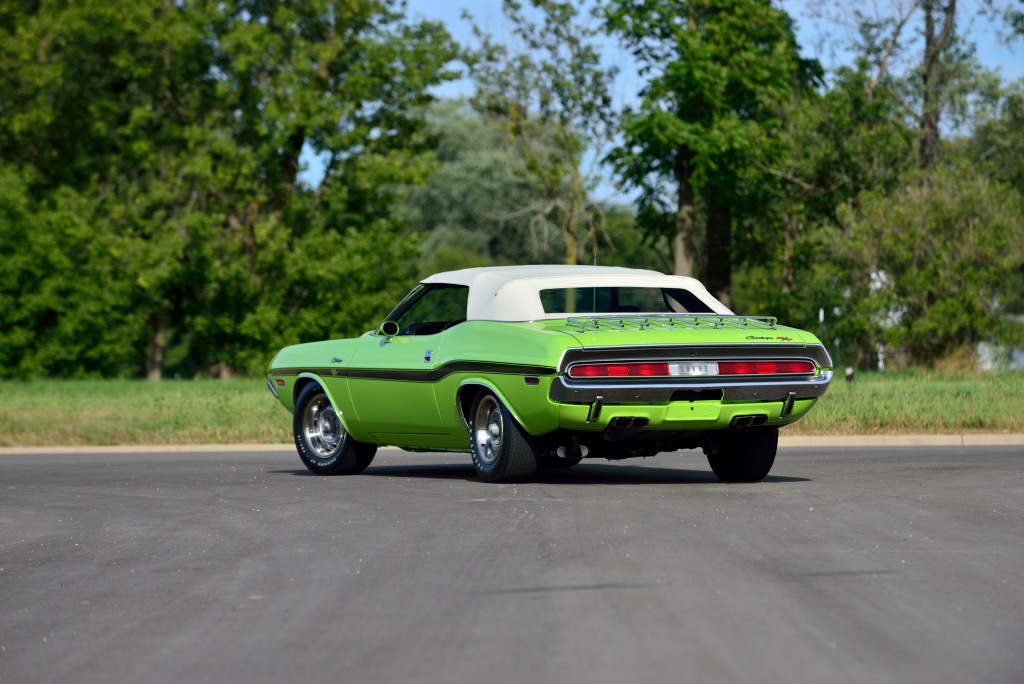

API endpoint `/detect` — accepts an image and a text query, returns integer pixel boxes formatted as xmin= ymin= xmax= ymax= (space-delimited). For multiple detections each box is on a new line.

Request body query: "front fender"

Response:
xmin=294 ymin=372 xmax=376 ymax=444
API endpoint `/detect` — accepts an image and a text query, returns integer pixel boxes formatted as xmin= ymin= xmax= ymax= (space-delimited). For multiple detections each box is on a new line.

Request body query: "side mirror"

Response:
xmin=377 ymin=320 xmax=400 ymax=339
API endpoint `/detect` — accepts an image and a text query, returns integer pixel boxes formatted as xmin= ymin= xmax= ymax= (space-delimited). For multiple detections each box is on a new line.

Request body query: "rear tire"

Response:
xmin=704 ymin=427 xmax=778 ymax=482
xmin=469 ymin=391 xmax=538 ymax=483
xmin=294 ymin=382 xmax=376 ymax=476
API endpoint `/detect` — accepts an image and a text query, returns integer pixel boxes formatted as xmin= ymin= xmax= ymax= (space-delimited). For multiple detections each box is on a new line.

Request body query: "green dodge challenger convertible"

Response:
xmin=267 ymin=265 xmax=832 ymax=483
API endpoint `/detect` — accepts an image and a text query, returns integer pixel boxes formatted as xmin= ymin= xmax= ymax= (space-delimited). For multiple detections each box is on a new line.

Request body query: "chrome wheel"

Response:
xmin=472 ymin=395 xmax=503 ymax=466
xmin=302 ymin=393 xmax=345 ymax=460
xmin=293 ymin=383 xmax=376 ymax=476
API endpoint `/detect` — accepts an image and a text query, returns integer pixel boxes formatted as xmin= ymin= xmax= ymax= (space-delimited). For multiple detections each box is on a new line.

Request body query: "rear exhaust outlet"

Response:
xmin=729 ymin=414 xmax=767 ymax=428
xmin=610 ymin=417 xmax=649 ymax=429
xmin=556 ymin=438 xmax=589 ymax=459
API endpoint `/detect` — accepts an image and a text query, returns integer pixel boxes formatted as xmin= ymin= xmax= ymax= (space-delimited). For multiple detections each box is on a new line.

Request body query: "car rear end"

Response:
xmin=542 ymin=314 xmax=832 ymax=458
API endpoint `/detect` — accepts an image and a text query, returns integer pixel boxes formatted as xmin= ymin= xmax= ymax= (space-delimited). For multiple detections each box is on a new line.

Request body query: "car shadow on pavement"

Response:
xmin=529 ymin=463 xmax=809 ymax=485
xmin=270 ymin=461 xmax=809 ymax=485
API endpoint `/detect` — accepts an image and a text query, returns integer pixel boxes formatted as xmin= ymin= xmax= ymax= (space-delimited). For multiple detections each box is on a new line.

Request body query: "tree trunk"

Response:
xmin=920 ymin=0 xmax=956 ymax=172
xmin=565 ymin=166 xmax=581 ymax=265
xmin=673 ymin=147 xmax=696 ymax=277
xmin=147 ymin=316 xmax=165 ymax=382
xmin=703 ymin=193 xmax=732 ymax=308
xmin=781 ymin=212 xmax=796 ymax=296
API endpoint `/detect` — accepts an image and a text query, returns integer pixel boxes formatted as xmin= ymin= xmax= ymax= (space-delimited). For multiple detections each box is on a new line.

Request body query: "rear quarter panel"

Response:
xmin=432 ymin=321 xmax=579 ymax=438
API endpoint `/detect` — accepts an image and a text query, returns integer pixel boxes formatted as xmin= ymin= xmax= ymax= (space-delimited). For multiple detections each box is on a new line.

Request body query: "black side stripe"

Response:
xmin=270 ymin=361 xmax=557 ymax=383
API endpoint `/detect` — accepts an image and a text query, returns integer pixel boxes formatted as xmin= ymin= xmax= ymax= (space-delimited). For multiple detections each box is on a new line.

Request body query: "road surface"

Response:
xmin=1 ymin=445 xmax=1022 ymax=683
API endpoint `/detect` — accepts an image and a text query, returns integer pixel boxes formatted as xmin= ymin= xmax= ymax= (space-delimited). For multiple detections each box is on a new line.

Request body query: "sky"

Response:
xmin=299 ymin=0 xmax=1023 ymax=188
xmin=404 ymin=0 xmax=1023 ymax=87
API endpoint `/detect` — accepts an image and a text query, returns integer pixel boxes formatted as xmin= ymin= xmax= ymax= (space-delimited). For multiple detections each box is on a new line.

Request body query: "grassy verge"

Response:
xmin=785 ymin=370 xmax=1024 ymax=435
xmin=0 ymin=379 xmax=290 ymax=447
xmin=1 ymin=371 xmax=1022 ymax=447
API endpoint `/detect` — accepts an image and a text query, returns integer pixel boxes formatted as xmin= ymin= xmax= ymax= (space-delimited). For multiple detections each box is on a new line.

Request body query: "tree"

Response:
xmin=966 ymin=78 xmax=1024 ymax=316
xmin=394 ymin=100 xmax=543 ymax=270
xmin=832 ymin=165 xmax=1023 ymax=364
xmin=0 ymin=0 xmax=459 ymax=378
xmin=466 ymin=0 xmax=618 ymax=265
xmin=0 ymin=0 xmax=220 ymax=378
xmin=395 ymin=99 xmax=666 ymax=273
xmin=604 ymin=0 xmax=819 ymax=306
xmin=804 ymin=0 xmax=1024 ymax=174
xmin=733 ymin=61 xmax=915 ymax=320
xmin=188 ymin=0 xmax=458 ymax=375
xmin=920 ymin=0 xmax=957 ymax=170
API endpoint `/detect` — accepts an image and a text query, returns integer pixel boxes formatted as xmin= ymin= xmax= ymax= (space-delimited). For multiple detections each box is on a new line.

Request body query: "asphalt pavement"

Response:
xmin=1 ymin=445 xmax=1022 ymax=684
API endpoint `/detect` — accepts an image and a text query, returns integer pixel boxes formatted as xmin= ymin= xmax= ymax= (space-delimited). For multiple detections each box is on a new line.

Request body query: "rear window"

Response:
xmin=539 ymin=287 xmax=714 ymax=315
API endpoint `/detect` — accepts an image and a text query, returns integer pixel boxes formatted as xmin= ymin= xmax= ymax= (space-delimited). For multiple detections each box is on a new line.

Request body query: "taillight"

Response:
xmin=567 ymin=359 xmax=815 ymax=379
xmin=718 ymin=360 xmax=814 ymax=375
xmin=568 ymin=362 xmax=670 ymax=378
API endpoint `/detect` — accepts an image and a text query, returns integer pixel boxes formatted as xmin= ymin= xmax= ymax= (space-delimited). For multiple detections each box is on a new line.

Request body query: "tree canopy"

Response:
xmin=1 ymin=0 xmax=1021 ymax=377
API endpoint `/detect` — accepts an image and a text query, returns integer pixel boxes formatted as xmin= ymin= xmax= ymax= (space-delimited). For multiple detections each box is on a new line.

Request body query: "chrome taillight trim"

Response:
xmin=551 ymin=343 xmax=833 ymax=404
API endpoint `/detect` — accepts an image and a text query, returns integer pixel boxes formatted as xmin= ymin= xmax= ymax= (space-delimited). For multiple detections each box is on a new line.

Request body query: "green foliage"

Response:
xmin=394 ymin=100 xmax=541 ymax=269
xmin=731 ymin=49 xmax=1024 ymax=368
xmin=0 ymin=0 xmax=457 ymax=378
xmin=0 ymin=166 xmax=164 ymax=377
xmin=465 ymin=0 xmax=618 ymax=264
xmin=395 ymin=100 xmax=664 ymax=272
xmin=2 ymin=0 xmax=1022 ymax=380
xmin=731 ymin=61 xmax=915 ymax=326
xmin=603 ymin=0 xmax=821 ymax=303
xmin=832 ymin=167 xmax=1024 ymax=364
xmin=968 ymin=79 xmax=1024 ymax=194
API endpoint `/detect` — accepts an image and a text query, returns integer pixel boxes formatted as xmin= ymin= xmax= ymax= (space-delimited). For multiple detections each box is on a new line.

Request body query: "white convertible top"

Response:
xmin=421 ymin=265 xmax=733 ymax=321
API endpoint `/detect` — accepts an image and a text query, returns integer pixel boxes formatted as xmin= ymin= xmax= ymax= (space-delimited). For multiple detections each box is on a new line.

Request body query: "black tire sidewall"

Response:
xmin=469 ymin=392 xmax=537 ymax=483
xmin=706 ymin=427 xmax=778 ymax=482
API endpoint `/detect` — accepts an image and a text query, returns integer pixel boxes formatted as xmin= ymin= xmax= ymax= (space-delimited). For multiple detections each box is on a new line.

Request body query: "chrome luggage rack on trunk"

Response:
xmin=564 ymin=314 xmax=778 ymax=333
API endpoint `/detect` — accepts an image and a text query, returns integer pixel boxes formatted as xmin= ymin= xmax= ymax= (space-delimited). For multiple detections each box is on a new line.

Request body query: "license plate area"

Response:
xmin=669 ymin=361 xmax=720 ymax=376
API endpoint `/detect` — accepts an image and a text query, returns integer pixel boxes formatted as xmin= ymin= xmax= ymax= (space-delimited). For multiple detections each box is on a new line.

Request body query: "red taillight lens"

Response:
xmin=568 ymin=362 xmax=670 ymax=378
xmin=718 ymin=360 xmax=814 ymax=375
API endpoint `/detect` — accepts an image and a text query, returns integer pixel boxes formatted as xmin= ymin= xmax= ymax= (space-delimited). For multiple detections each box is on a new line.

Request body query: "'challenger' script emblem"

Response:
xmin=746 ymin=335 xmax=793 ymax=342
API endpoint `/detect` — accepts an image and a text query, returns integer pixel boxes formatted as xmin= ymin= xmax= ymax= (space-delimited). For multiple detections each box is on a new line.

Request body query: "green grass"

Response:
xmin=1 ymin=372 xmax=1022 ymax=447
xmin=786 ymin=370 xmax=1024 ymax=435
xmin=0 ymin=379 xmax=291 ymax=447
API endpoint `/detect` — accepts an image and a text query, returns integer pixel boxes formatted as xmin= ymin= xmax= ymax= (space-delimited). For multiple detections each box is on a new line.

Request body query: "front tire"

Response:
xmin=469 ymin=392 xmax=538 ymax=483
xmin=704 ymin=427 xmax=778 ymax=482
xmin=294 ymin=382 xmax=376 ymax=476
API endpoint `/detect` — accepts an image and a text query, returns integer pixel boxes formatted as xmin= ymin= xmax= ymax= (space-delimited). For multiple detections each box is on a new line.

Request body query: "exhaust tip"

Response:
xmin=610 ymin=417 xmax=649 ymax=429
xmin=729 ymin=414 xmax=767 ymax=428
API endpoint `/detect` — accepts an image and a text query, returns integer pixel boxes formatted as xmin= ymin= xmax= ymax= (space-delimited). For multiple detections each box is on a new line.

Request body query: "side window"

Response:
xmin=662 ymin=289 xmax=714 ymax=314
xmin=393 ymin=285 xmax=469 ymax=336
